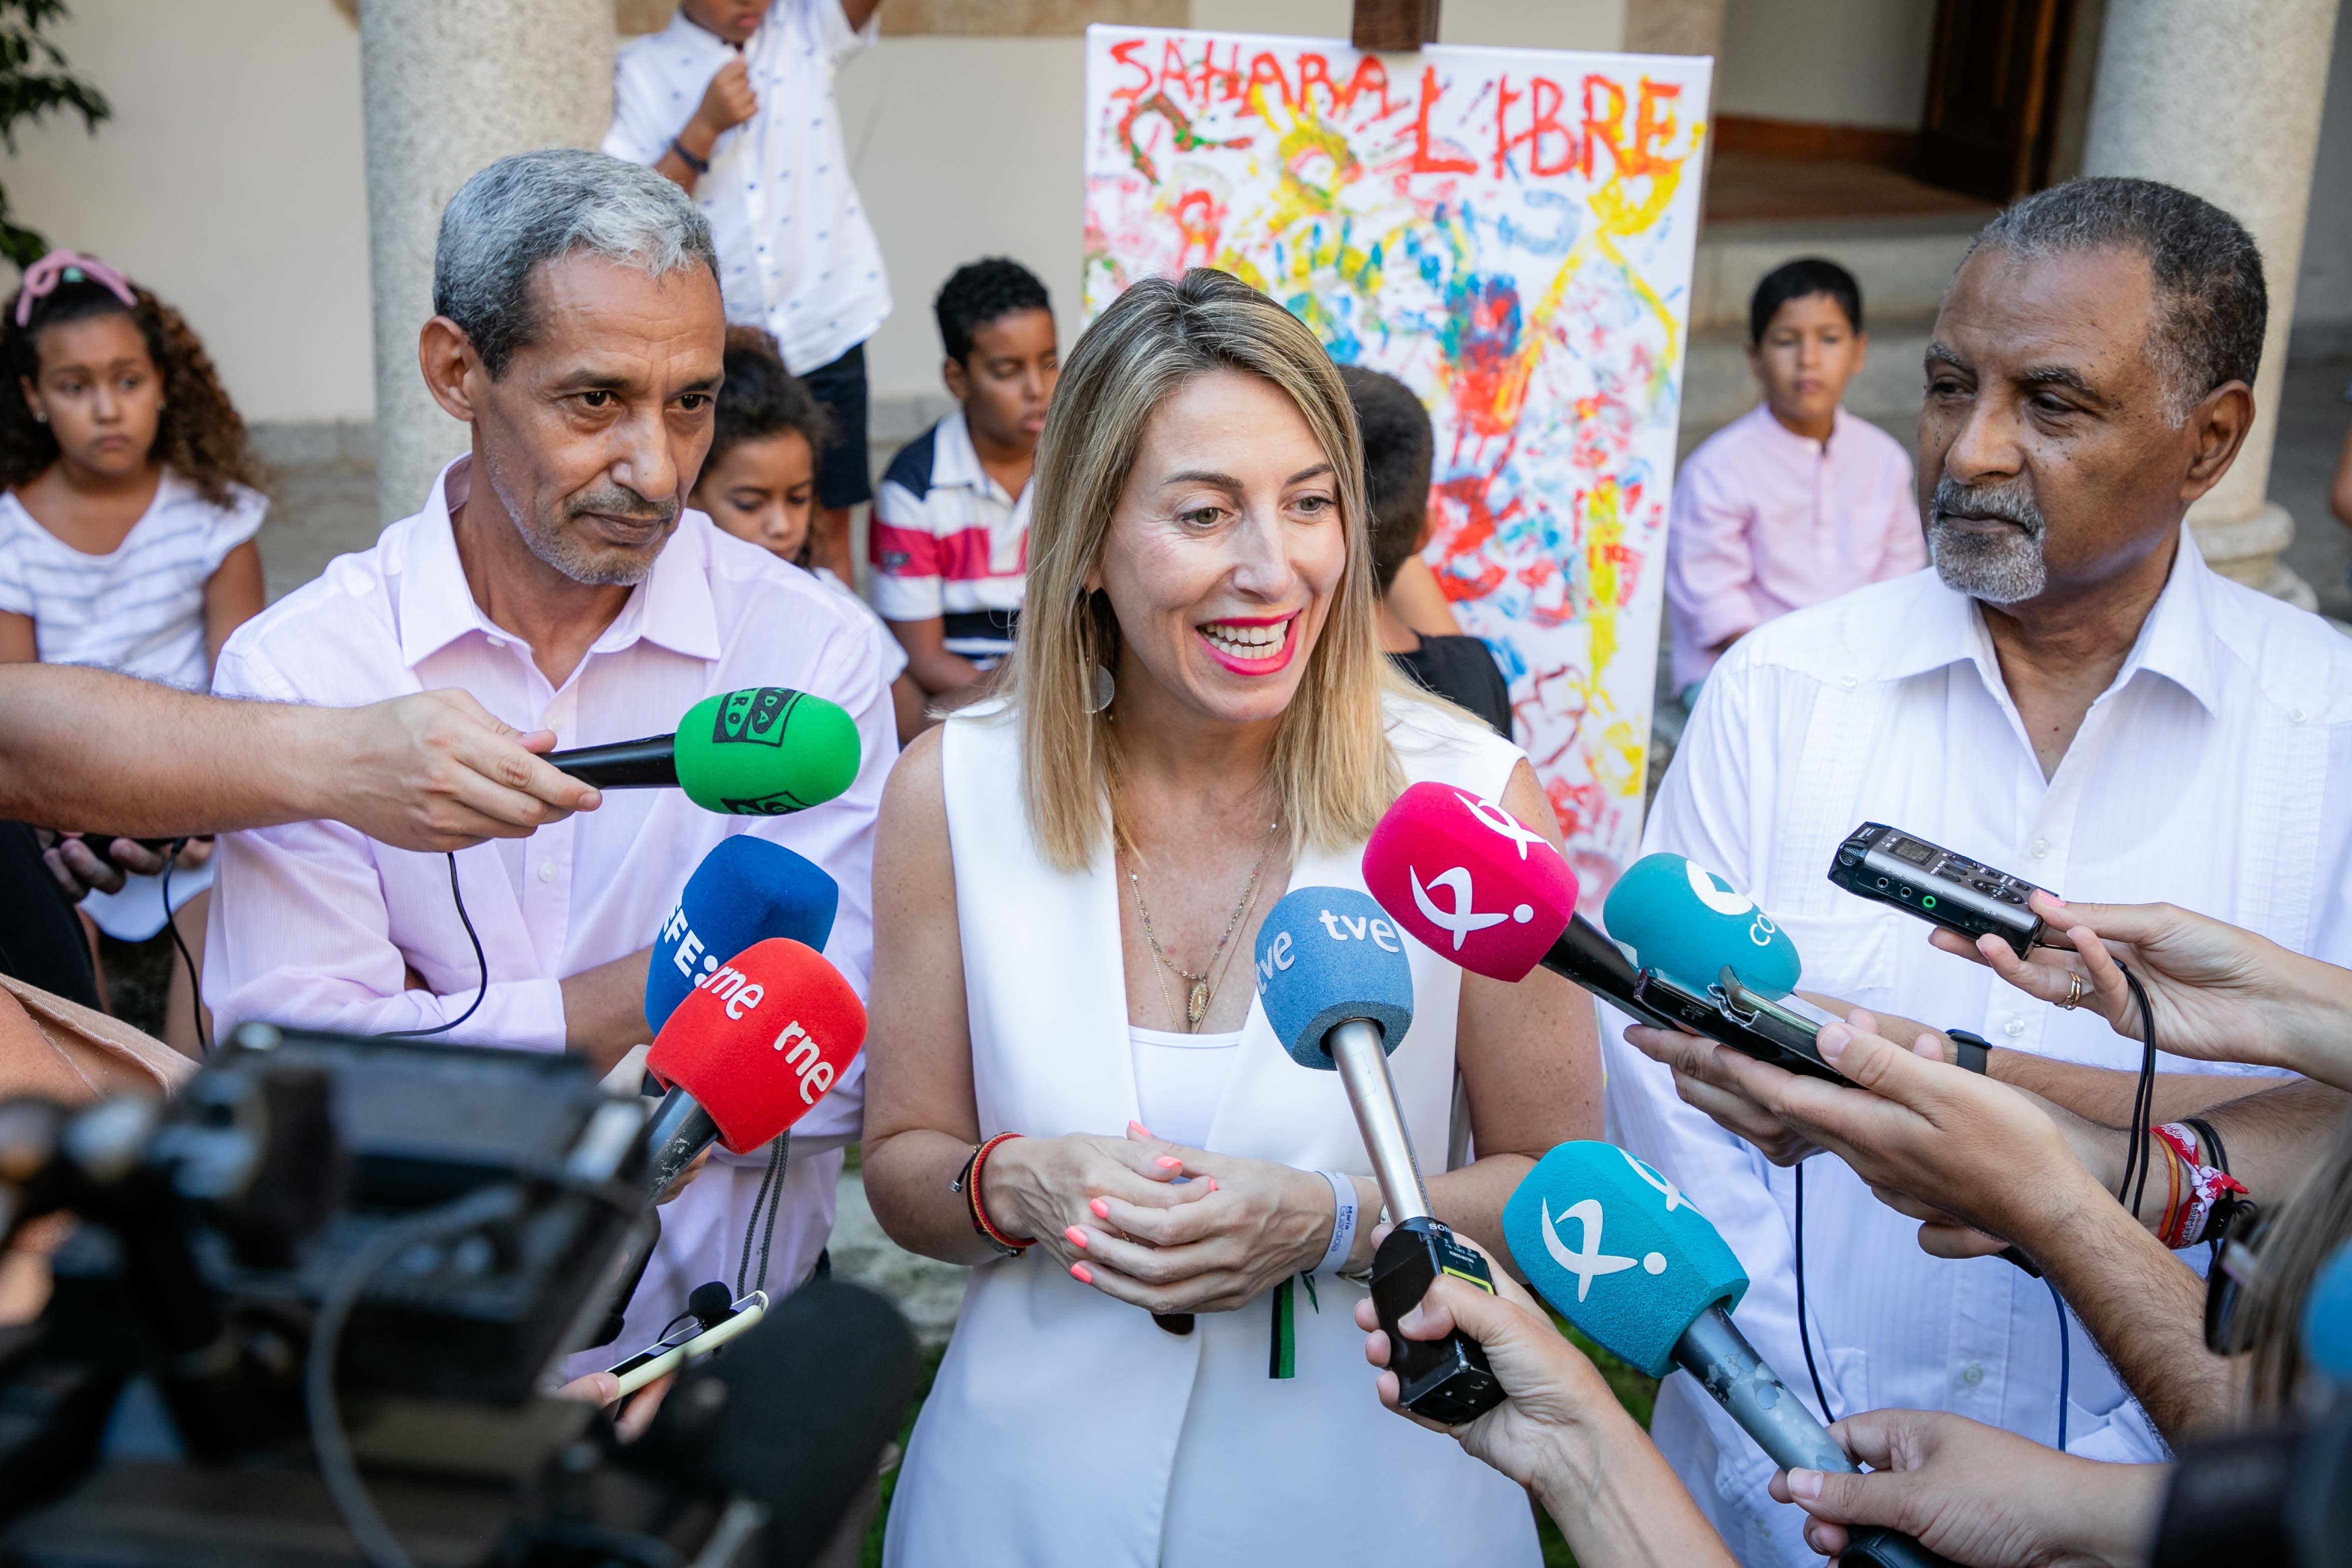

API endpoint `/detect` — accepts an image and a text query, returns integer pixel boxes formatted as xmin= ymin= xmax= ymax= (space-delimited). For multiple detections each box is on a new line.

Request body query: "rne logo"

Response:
xmin=772 ymin=1020 xmax=835 ymax=1104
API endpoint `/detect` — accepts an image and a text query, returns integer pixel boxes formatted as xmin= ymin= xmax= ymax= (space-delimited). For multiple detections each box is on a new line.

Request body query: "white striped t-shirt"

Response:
xmin=0 ymin=470 xmax=266 ymax=690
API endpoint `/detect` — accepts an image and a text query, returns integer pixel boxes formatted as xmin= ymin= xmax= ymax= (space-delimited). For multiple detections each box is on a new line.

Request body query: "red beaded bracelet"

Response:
xmin=964 ymin=1132 xmax=1035 ymax=1254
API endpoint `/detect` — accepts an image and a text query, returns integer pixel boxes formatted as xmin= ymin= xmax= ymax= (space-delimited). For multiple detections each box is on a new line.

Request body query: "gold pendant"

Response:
xmin=1187 ymin=980 xmax=1209 ymax=1026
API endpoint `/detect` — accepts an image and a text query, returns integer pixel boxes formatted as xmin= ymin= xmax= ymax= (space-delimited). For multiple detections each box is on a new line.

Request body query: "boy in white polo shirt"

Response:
xmin=869 ymin=258 xmax=1058 ymax=702
xmin=603 ymin=0 xmax=889 ymax=584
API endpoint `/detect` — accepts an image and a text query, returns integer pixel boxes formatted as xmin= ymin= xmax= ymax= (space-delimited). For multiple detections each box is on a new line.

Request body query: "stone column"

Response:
xmin=357 ymin=1 xmax=615 ymax=524
xmin=2082 ymin=0 xmax=2342 ymax=607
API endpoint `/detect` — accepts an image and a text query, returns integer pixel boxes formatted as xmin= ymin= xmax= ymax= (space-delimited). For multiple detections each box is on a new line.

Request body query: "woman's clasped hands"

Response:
xmin=982 ymin=1122 xmax=1361 ymax=1315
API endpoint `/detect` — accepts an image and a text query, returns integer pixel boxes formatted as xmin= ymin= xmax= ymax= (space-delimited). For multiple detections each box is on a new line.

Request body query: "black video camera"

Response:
xmin=0 ymin=1023 xmax=913 ymax=1567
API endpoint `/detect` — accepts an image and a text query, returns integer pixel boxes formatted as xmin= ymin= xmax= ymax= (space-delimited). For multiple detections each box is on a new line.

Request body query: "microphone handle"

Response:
xmin=1673 ymin=1308 xmax=1960 ymax=1568
xmin=546 ymin=733 xmax=680 ymax=790
xmin=644 ymin=1089 xmax=721 ymax=1202
xmin=1326 ymin=1018 xmax=1430 ymax=1223
xmin=1538 ymin=915 xmax=1686 ymax=1034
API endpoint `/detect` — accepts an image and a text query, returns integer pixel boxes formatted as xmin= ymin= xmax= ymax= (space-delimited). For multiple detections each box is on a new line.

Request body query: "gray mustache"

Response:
xmin=1929 ymin=476 xmax=2044 ymax=535
xmin=568 ymin=488 xmax=677 ymax=526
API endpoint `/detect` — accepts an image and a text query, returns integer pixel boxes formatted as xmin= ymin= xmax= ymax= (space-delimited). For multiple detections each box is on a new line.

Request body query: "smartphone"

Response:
xmin=1643 ymin=967 xmax=1847 ymax=1083
xmin=1546 ymin=917 xmax=1848 ymax=1083
xmin=604 ymin=1289 xmax=767 ymax=1397
xmin=1828 ymin=823 xmax=2046 ymax=957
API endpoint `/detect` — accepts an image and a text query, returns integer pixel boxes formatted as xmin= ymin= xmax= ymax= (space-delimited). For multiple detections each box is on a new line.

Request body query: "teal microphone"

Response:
xmin=1601 ymin=852 xmax=1801 ymax=999
xmin=1255 ymin=886 xmax=1504 ymax=1426
xmin=1504 ymin=1144 xmax=1957 ymax=1568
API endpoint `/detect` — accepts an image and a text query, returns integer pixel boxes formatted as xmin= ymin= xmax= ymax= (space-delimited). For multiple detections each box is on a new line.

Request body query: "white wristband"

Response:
xmin=1316 ymin=1170 xmax=1358 ymax=1275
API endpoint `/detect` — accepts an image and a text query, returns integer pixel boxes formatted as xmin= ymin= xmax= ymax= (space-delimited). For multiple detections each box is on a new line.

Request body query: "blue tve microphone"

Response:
xmin=1504 ymin=1144 xmax=1957 ymax=1568
xmin=647 ymin=836 xmax=840 ymax=1033
xmin=1255 ymin=887 xmax=1504 ymax=1425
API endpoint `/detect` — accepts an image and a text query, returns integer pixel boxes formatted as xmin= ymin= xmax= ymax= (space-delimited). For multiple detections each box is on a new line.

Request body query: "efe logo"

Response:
xmin=660 ymin=904 xmax=722 ymax=988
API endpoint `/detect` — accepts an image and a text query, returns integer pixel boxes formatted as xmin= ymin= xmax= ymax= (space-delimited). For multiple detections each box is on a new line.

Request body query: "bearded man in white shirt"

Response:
xmin=203 ymin=149 xmax=897 ymax=1382
xmin=1604 ymin=175 xmax=2352 ymax=1565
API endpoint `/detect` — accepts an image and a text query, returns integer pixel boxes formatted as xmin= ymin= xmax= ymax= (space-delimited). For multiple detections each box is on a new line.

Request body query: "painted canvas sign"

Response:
xmin=1083 ymin=27 xmax=1710 ymax=888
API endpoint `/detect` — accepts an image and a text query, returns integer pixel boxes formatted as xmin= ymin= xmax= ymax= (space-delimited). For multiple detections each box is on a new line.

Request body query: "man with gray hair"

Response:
xmin=204 ymin=148 xmax=896 ymax=1388
xmin=1600 ymin=176 xmax=2352 ymax=1564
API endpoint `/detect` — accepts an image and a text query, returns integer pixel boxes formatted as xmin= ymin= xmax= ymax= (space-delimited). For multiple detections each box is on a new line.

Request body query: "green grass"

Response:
xmin=859 ymin=1324 xmax=1659 ymax=1566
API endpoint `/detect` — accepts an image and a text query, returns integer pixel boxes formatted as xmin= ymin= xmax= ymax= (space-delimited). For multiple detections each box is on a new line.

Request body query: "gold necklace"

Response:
xmin=1123 ymin=816 xmax=1280 ymax=1030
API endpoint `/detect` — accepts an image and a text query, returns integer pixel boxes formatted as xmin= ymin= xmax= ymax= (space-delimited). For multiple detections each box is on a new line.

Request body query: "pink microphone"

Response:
xmin=1361 ymin=781 xmax=1580 ymax=981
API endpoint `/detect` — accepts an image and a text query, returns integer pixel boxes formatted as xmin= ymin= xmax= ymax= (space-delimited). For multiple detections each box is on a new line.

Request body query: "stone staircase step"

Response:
xmin=1689 ymin=212 xmax=1987 ymax=332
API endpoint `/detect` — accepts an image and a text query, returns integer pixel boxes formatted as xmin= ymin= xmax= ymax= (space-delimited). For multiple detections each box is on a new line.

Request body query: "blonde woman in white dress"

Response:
xmin=862 ymin=269 xmax=1601 ymax=1566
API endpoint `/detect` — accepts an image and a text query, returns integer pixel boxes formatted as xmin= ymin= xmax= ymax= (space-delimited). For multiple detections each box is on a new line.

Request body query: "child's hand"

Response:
xmin=694 ymin=57 xmax=758 ymax=136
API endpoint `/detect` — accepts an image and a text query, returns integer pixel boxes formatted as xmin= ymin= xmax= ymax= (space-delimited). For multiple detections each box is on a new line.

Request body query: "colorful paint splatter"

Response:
xmin=1083 ymin=28 xmax=1710 ymax=890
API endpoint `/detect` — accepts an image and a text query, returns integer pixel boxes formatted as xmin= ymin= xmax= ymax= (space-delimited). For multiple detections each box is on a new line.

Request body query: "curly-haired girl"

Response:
xmin=690 ymin=324 xmax=924 ymax=743
xmin=0 ymin=251 xmax=269 ymax=1036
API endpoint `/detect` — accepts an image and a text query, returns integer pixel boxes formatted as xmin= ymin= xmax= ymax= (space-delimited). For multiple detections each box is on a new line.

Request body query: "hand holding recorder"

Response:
xmin=1937 ymin=892 xmax=2352 ymax=1093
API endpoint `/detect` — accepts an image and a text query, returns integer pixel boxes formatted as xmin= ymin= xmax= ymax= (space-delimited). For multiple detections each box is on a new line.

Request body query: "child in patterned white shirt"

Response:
xmin=0 ymin=251 xmax=268 ymax=1053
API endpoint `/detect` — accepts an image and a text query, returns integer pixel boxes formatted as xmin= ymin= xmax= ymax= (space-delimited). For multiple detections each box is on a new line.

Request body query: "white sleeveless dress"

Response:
xmin=882 ymin=693 xmax=1544 ymax=1568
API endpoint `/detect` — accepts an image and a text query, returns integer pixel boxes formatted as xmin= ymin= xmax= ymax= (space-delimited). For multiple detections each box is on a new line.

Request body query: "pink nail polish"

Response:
xmin=1205 ymin=1178 xmax=1218 ymax=1192
xmin=1156 ymin=1156 xmax=1182 ymax=1170
xmin=1069 ymin=1263 xmax=1094 ymax=1284
xmin=1063 ymin=1225 xmax=1089 ymax=1248
xmin=1090 ymin=1198 xmax=1110 ymax=1219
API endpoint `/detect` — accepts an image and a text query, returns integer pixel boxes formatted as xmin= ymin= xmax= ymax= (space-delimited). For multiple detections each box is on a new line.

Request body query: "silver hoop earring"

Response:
xmin=1087 ymin=664 xmax=1115 ymax=714
xmin=31 ymin=411 xmax=45 ymax=424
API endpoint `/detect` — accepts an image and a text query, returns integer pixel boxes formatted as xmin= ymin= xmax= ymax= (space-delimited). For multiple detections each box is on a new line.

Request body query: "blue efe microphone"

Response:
xmin=647 ymin=835 xmax=840 ymax=1033
xmin=1255 ymin=887 xmax=1504 ymax=1425
xmin=1504 ymin=1144 xmax=1957 ymax=1568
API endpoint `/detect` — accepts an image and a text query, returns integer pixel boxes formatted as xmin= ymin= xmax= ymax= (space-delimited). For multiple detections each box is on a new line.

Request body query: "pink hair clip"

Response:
xmin=14 ymin=249 xmax=138 ymax=328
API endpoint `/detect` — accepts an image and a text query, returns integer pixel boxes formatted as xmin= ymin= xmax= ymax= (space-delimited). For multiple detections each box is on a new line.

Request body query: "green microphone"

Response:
xmin=546 ymin=687 xmax=861 ymax=816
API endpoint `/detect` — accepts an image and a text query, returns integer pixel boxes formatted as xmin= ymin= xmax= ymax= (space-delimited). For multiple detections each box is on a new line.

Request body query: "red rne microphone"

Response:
xmin=640 ymin=938 xmax=866 ymax=1196
xmin=1361 ymin=781 xmax=1580 ymax=982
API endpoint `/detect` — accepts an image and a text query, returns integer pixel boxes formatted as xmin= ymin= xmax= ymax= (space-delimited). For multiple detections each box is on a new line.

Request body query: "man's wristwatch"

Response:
xmin=1947 ymin=1028 xmax=1992 ymax=1075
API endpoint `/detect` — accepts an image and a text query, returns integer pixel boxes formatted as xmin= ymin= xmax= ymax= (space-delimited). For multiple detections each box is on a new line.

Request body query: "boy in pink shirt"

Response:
xmin=1665 ymin=258 xmax=1925 ymax=701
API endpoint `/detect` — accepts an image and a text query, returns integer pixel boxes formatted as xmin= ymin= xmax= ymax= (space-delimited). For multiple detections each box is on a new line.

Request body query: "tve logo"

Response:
xmin=1408 ymin=865 xmax=1537 ymax=952
xmin=1253 ymin=905 xmax=1405 ymax=985
xmin=771 ymin=1019 xmax=835 ymax=1105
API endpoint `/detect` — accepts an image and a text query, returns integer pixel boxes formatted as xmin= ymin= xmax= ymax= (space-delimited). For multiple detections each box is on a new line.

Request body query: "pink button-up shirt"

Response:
xmin=203 ymin=457 xmax=896 ymax=1374
xmin=1665 ymin=403 xmax=1925 ymax=689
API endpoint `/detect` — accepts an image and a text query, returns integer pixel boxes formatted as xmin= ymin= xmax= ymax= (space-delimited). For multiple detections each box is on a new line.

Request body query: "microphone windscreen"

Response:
xmin=1362 ymin=781 xmax=1578 ymax=984
xmin=1252 ymin=886 xmax=1414 ymax=1069
xmin=645 ymin=938 xmax=866 ymax=1152
xmin=1502 ymin=1140 xmax=1750 ymax=1377
xmin=672 ymin=686 xmax=863 ymax=817
xmin=626 ymin=1277 xmax=917 ymax=1566
xmin=1601 ymin=852 xmax=1803 ymax=1000
xmin=646 ymin=836 xmax=841 ymax=1032
xmin=2304 ymin=1238 xmax=2352 ymax=1385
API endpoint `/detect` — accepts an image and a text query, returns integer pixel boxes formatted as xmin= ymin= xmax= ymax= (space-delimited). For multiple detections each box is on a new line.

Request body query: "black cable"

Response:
xmin=157 ymin=838 xmax=208 ymax=1056
xmin=734 ymin=1134 xmax=789 ymax=1298
xmin=381 ymin=853 xmax=486 ymax=1040
xmin=2115 ymin=963 xmax=2159 ymax=1221
xmin=305 ymin=1185 xmax=523 ymax=1568
xmin=2046 ymin=1276 xmax=2070 ymax=1450
xmin=1793 ymin=1158 xmax=1836 ymax=1423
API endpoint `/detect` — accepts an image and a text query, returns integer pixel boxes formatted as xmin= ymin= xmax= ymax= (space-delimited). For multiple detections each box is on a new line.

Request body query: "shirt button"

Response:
xmin=1841 ymin=674 xmax=1858 ymax=691
xmin=2003 ymin=1017 xmax=2026 ymax=1038
xmin=1961 ymin=1363 xmax=1984 ymax=1386
xmin=537 ymin=862 xmax=556 ymax=884
xmin=2290 ymin=707 xmax=2308 ymax=724
xmin=2031 ymin=838 xmax=2050 ymax=858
